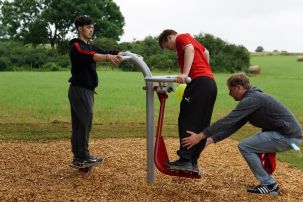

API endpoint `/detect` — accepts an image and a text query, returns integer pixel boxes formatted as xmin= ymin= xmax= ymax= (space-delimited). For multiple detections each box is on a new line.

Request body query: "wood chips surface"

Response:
xmin=0 ymin=138 xmax=302 ymax=201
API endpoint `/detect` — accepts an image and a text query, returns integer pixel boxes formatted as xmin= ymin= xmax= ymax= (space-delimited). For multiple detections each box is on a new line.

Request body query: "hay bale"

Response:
xmin=297 ymin=55 xmax=303 ymax=61
xmin=248 ymin=65 xmax=261 ymax=74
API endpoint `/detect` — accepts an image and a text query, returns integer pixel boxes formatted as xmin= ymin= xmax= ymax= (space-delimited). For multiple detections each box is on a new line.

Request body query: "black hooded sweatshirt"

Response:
xmin=68 ymin=38 xmax=119 ymax=90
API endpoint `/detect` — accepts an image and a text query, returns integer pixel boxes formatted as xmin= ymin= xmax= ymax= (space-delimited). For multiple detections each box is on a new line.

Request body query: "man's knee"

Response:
xmin=238 ymin=141 xmax=247 ymax=154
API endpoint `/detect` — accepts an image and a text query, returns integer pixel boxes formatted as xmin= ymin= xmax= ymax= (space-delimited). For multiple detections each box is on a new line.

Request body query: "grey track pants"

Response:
xmin=238 ymin=131 xmax=302 ymax=185
xmin=68 ymin=85 xmax=94 ymax=160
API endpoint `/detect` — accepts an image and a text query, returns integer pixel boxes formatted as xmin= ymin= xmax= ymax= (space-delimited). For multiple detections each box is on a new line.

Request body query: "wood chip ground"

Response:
xmin=0 ymin=138 xmax=302 ymax=201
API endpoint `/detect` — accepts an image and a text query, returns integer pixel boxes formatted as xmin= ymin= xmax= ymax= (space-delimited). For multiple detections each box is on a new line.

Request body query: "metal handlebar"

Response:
xmin=144 ymin=76 xmax=192 ymax=84
xmin=121 ymin=54 xmax=143 ymax=61
xmin=144 ymin=76 xmax=191 ymax=93
xmin=121 ymin=55 xmax=132 ymax=61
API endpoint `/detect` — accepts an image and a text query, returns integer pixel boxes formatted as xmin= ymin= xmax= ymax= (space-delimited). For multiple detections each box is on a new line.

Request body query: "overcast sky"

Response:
xmin=113 ymin=0 xmax=303 ymax=52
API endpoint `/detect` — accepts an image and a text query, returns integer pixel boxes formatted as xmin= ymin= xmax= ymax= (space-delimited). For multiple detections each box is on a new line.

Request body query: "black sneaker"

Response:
xmin=247 ymin=183 xmax=280 ymax=196
xmin=84 ymin=155 xmax=104 ymax=165
xmin=70 ymin=158 xmax=86 ymax=168
xmin=192 ymin=163 xmax=202 ymax=174
xmin=167 ymin=159 xmax=194 ymax=172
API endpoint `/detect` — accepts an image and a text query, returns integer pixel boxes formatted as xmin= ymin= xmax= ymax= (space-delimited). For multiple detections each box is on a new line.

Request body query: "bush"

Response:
xmin=0 ymin=32 xmax=250 ymax=73
xmin=0 ymin=40 xmax=70 ymax=70
xmin=48 ymin=54 xmax=70 ymax=68
xmin=195 ymin=33 xmax=250 ymax=72
xmin=118 ymin=60 xmax=138 ymax=71
xmin=93 ymin=37 xmax=120 ymax=50
xmin=41 ymin=62 xmax=61 ymax=71
xmin=145 ymin=53 xmax=177 ymax=71
xmin=57 ymin=40 xmax=69 ymax=54
xmin=0 ymin=58 xmax=8 ymax=71
xmin=118 ymin=37 xmax=177 ymax=72
xmin=255 ymin=46 xmax=264 ymax=52
xmin=23 ymin=51 xmax=46 ymax=68
xmin=117 ymin=33 xmax=250 ymax=73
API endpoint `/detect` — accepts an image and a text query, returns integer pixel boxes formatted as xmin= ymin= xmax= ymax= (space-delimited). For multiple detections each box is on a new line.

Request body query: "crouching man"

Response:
xmin=182 ymin=72 xmax=302 ymax=196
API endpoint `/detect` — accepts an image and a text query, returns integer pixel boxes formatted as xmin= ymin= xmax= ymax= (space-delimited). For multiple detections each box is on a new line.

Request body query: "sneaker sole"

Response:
xmin=168 ymin=166 xmax=192 ymax=172
xmin=69 ymin=158 xmax=104 ymax=169
xmin=168 ymin=166 xmax=201 ymax=174
xmin=269 ymin=191 xmax=279 ymax=196
xmin=79 ymin=166 xmax=93 ymax=173
xmin=247 ymin=189 xmax=280 ymax=196
xmin=168 ymin=168 xmax=202 ymax=176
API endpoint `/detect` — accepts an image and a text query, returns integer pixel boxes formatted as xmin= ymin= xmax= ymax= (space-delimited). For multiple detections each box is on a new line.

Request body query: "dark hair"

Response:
xmin=158 ymin=29 xmax=177 ymax=49
xmin=227 ymin=72 xmax=251 ymax=89
xmin=74 ymin=15 xmax=93 ymax=29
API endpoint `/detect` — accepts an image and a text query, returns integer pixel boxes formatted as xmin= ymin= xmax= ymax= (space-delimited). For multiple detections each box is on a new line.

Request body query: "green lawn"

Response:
xmin=0 ymin=55 xmax=302 ymax=168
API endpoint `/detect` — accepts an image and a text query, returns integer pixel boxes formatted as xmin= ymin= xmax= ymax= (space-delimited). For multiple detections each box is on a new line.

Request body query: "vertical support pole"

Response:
xmin=121 ymin=52 xmax=155 ymax=183
xmin=146 ymin=81 xmax=155 ymax=183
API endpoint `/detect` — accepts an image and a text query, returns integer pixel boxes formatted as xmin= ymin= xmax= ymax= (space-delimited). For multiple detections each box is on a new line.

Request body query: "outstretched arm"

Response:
xmin=93 ymin=46 xmax=123 ymax=64
xmin=182 ymin=118 xmax=247 ymax=149
xmin=93 ymin=53 xmax=122 ymax=64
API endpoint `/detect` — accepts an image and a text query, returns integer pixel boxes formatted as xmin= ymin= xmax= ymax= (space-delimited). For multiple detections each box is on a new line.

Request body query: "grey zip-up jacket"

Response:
xmin=203 ymin=87 xmax=302 ymax=143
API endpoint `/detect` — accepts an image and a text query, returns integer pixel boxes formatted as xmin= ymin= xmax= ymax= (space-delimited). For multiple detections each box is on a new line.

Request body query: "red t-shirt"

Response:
xmin=176 ymin=34 xmax=214 ymax=80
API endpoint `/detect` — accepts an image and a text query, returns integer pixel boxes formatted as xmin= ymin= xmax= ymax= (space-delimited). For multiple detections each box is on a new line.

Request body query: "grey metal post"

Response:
xmin=122 ymin=52 xmax=155 ymax=183
xmin=145 ymin=81 xmax=155 ymax=183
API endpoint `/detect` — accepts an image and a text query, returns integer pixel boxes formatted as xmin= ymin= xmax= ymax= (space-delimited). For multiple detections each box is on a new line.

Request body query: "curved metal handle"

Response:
xmin=184 ymin=77 xmax=192 ymax=84
xmin=121 ymin=55 xmax=132 ymax=61
xmin=145 ymin=76 xmax=192 ymax=84
xmin=121 ymin=52 xmax=143 ymax=61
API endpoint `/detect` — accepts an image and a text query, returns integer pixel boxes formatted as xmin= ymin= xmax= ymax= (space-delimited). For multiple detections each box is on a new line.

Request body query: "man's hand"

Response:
xmin=205 ymin=137 xmax=214 ymax=147
xmin=176 ymin=73 xmax=188 ymax=83
xmin=181 ymin=131 xmax=206 ymax=149
xmin=107 ymin=54 xmax=123 ymax=65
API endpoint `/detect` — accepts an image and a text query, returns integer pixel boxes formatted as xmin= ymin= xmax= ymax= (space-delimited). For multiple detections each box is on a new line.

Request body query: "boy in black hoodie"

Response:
xmin=68 ymin=15 xmax=122 ymax=168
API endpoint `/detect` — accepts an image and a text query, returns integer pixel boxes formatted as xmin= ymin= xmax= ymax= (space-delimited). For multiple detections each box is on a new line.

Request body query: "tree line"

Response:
xmin=0 ymin=0 xmax=124 ymax=47
xmin=0 ymin=0 xmax=250 ymax=72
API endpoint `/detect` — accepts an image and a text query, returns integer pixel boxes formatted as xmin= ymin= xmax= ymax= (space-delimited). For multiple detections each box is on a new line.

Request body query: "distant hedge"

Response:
xmin=0 ymin=40 xmax=69 ymax=71
xmin=0 ymin=33 xmax=250 ymax=72
xmin=195 ymin=33 xmax=250 ymax=72
xmin=117 ymin=34 xmax=250 ymax=73
xmin=118 ymin=37 xmax=177 ymax=71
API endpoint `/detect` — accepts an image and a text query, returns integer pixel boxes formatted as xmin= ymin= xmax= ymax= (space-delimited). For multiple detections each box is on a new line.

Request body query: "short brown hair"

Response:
xmin=227 ymin=72 xmax=250 ymax=89
xmin=158 ymin=29 xmax=177 ymax=49
xmin=75 ymin=15 xmax=93 ymax=29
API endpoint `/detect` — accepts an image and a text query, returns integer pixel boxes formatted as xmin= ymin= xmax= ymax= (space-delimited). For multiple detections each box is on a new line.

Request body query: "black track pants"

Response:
xmin=68 ymin=85 xmax=94 ymax=160
xmin=177 ymin=76 xmax=217 ymax=163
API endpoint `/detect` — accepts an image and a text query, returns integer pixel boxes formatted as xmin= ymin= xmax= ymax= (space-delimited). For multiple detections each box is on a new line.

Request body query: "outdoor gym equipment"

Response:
xmin=122 ymin=52 xmax=201 ymax=183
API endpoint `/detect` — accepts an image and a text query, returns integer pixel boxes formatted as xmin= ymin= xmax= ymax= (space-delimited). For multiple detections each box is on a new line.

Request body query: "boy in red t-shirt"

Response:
xmin=158 ymin=29 xmax=217 ymax=173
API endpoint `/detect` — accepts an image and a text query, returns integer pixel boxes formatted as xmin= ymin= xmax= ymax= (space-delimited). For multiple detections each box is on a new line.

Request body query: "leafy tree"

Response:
xmin=0 ymin=0 xmax=125 ymax=47
xmin=23 ymin=17 xmax=49 ymax=46
xmin=0 ymin=22 xmax=8 ymax=39
xmin=93 ymin=37 xmax=119 ymax=50
xmin=0 ymin=3 xmax=8 ymax=39
xmin=1 ymin=0 xmax=42 ymax=39
xmin=195 ymin=33 xmax=250 ymax=72
xmin=255 ymin=46 xmax=264 ymax=52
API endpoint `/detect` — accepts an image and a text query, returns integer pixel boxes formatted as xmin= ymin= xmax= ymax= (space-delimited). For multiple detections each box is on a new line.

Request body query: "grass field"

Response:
xmin=0 ymin=55 xmax=302 ymax=168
